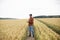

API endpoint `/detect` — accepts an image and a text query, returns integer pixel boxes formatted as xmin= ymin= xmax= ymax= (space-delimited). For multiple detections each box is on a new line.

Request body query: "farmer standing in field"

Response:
xmin=28 ymin=14 xmax=34 ymax=37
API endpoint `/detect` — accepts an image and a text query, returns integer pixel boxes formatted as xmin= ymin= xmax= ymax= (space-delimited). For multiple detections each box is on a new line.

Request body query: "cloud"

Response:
xmin=0 ymin=0 xmax=60 ymax=18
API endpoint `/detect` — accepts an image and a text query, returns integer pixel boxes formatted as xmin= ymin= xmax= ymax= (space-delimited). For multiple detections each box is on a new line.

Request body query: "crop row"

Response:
xmin=34 ymin=19 xmax=60 ymax=40
xmin=0 ymin=19 xmax=28 ymax=40
xmin=36 ymin=18 xmax=60 ymax=34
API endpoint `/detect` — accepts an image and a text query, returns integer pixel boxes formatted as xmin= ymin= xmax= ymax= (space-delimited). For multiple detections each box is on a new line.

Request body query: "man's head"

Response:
xmin=29 ymin=14 xmax=32 ymax=17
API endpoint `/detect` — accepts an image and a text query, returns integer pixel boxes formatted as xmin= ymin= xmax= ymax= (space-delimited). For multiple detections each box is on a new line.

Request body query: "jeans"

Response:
xmin=29 ymin=26 xmax=34 ymax=36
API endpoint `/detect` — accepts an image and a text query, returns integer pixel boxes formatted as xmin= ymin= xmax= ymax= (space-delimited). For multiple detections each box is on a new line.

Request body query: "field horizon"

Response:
xmin=0 ymin=18 xmax=60 ymax=40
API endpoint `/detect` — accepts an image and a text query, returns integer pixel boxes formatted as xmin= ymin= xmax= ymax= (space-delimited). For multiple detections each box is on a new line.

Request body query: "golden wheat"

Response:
xmin=0 ymin=19 xmax=28 ymax=40
xmin=37 ymin=18 xmax=60 ymax=26
xmin=34 ymin=19 xmax=60 ymax=40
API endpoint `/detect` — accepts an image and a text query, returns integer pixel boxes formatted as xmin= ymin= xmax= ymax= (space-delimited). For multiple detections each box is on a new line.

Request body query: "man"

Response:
xmin=28 ymin=14 xmax=34 ymax=37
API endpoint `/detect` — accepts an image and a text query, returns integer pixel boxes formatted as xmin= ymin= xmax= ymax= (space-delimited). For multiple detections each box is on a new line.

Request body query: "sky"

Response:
xmin=0 ymin=0 xmax=60 ymax=19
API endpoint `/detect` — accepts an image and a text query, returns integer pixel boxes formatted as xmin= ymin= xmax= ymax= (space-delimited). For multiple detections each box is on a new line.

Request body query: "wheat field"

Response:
xmin=0 ymin=18 xmax=60 ymax=40
xmin=36 ymin=18 xmax=60 ymax=34
xmin=37 ymin=18 xmax=60 ymax=26
xmin=0 ymin=19 xmax=28 ymax=40
xmin=34 ymin=19 xmax=60 ymax=40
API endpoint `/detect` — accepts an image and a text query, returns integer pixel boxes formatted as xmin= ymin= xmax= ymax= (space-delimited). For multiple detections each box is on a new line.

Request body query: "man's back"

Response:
xmin=28 ymin=17 xmax=34 ymax=26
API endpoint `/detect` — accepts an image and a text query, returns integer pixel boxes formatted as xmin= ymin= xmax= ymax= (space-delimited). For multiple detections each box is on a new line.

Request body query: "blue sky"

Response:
xmin=0 ymin=0 xmax=60 ymax=19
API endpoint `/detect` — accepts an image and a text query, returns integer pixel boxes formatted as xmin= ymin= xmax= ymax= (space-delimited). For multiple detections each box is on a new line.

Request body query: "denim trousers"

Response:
xmin=29 ymin=26 xmax=34 ymax=36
